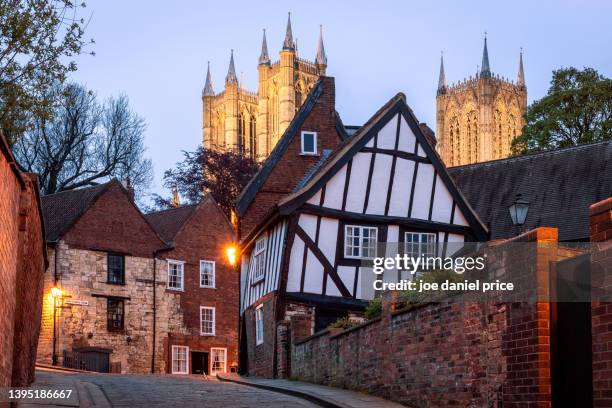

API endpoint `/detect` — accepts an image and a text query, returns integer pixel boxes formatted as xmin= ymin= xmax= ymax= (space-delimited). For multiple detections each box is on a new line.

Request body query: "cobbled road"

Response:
xmin=33 ymin=370 xmax=320 ymax=407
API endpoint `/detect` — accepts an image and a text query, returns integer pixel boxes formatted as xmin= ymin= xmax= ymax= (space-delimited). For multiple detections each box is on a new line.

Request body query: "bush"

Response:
xmin=328 ymin=317 xmax=360 ymax=330
xmin=364 ymin=298 xmax=382 ymax=320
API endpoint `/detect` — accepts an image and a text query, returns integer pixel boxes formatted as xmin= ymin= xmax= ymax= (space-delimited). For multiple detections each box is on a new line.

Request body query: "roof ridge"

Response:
xmin=145 ymin=203 xmax=198 ymax=216
xmin=42 ymin=181 xmax=111 ymax=198
xmin=450 ymin=140 xmax=612 ymax=170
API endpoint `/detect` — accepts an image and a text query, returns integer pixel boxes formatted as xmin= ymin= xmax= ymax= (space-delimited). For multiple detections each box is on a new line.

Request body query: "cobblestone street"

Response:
xmin=24 ymin=369 xmax=319 ymax=407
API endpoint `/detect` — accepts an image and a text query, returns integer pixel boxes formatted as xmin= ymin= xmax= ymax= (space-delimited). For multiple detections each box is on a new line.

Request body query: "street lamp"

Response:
xmin=51 ymin=287 xmax=63 ymax=366
xmin=508 ymin=194 xmax=530 ymax=233
xmin=225 ymin=245 xmax=238 ymax=266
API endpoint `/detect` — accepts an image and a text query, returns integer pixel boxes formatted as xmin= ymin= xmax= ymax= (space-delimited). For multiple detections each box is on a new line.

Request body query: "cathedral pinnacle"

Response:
xmin=225 ymin=49 xmax=238 ymax=85
xmin=316 ymin=25 xmax=327 ymax=66
xmin=259 ymin=29 xmax=270 ymax=65
xmin=437 ymin=52 xmax=446 ymax=94
xmin=517 ymin=48 xmax=525 ymax=87
xmin=480 ymin=33 xmax=491 ymax=78
xmin=283 ymin=12 xmax=294 ymax=51
xmin=203 ymin=61 xmax=214 ymax=97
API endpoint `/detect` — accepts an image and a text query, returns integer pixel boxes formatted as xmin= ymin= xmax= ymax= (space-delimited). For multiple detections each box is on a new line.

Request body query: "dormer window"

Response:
xmin=300 ymin=131 xmax=317 ymax=155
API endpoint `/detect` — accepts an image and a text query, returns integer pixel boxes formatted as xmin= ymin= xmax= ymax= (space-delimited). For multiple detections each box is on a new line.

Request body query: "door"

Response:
xmin=550 ymin=254 xmax=593 ymax=407
xmin=191 ymin=351 xmax=209 ymax=375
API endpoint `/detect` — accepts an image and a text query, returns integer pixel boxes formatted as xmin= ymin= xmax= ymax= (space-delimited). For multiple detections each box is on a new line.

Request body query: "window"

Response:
xmin=167 ymin=260 xmax=184 ymax=291
xmin=107 ymin=298 xmax=124 ymax=331
xmin=107 ymin=254 xmax=125 ymax=284
xmin=211 ymin=348 xmax=227 ymax=374
xmin=255 ymin=304 xmax=264 ymax=345
xmin=253 ymin=237 xmax=267 ymax=283
xmin=171 ymin=345 xmax=189 ymax=374
xmin=300 ymin=131 xmax=317 ymax=155
xmin=200 ymin=306 xmax=215 ymax=336
xmin=200 ymin=260 xmax=215 ymax=288
xmin=344 ymin=225 xmax=378 ymax=259
xmin=404 ymin=232 xmax=436 ymax=259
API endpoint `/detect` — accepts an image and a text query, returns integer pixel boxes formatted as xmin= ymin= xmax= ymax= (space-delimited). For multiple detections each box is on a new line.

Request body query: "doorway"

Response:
xmin=191 ymin=351 xmax=209 ymax=375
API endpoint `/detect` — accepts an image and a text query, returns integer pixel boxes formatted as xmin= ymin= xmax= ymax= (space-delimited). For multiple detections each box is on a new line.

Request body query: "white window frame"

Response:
xmin=300 ymin=131 xmax=318 ymax=155
xmin=171 ymin=345 xmax=189 ymax=374
xmin=404 ymin=232 xmax=437 ymax=259
xmin=166 ymin=260 xmax=185 ymax=291
xmin=344 ymin=225 xmax=378 ymax=259
xmin=255 ymin=304 xmax=264 ymax=345
xmin=199 ymin=260 xmax=216 ymax=288
xmin=210 ymin=347 xmax=227 ymax=374
xmin=253 ymin=237 xmax=267 ymax=283
xmin=199 ymin=306 xmax=215 ymax=336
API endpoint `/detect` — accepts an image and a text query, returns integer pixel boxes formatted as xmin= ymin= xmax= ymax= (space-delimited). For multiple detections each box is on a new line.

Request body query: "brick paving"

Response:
xmin=21 ymin=369 xmax=319 ymax=407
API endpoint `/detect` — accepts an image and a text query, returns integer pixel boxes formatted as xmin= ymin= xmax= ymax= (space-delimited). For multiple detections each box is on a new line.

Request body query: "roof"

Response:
xmin=276 ymin=92 xmax=489 ymax=240
xmin=448 ymin=141 xmax=612 ymax=241
xmin=144 ymin=204 xmax=198 ymax=243
xmin=42 ymin=182 xmax=112 ymax=242
xmin=293 ymin=149 xmax=333 ymax=192
xmin=235 ymin=79 xmax=325 ymax=216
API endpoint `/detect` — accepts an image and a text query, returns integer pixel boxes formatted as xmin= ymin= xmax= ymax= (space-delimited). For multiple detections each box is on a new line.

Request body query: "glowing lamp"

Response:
xmin=226 ymin=246 xmax=238 ymax=266
xmin=51 ymin=287 xmax=62 ymax=298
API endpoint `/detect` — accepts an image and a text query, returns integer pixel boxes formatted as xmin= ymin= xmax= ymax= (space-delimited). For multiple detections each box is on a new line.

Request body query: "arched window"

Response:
xmin=449 ymin=117 xmax=460 ymax=166
xmin=249 ymin=116 xmax=257 ymax=159
xmin=238 ymin=113 xmax=247 ymax=155
xmin=466 ymin=111 xmax=478 ymax=162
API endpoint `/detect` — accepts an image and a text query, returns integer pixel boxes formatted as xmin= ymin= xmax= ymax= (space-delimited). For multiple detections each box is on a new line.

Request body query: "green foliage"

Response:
xmin=0 ymin=0 xmax=92 ymax=144
xmin=327 ymin=317 xmax=360 ymax=330
xmin=364 ymin=297 xmax=382 ymax=320
xmin=512 ymin=67 xmax=612 ymax=155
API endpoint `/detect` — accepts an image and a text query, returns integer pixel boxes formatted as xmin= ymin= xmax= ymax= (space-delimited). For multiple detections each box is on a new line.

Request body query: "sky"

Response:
xmin=69 ymin=0 xmax=612 ymax=200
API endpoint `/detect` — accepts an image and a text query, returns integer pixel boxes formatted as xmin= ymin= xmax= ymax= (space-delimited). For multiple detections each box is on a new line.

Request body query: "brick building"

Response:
xmin=0 ymin=132 xmax=47 ymax=394
xmin=145 ymin=195 xmax=238 ymax=375
xmin=37 ymin=181 xmax=237 ymax=375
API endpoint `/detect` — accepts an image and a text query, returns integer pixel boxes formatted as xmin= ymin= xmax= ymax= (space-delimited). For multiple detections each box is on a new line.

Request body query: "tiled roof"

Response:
xmin=293 ymin=149 xmax=333 ymax=192
xmin=144 ymin=204 xmax=198 ymax=244
xmin=448 ymin=141 xmax=612 ymax=241
xmin=41 ymin=182 xmax=112 ymax=242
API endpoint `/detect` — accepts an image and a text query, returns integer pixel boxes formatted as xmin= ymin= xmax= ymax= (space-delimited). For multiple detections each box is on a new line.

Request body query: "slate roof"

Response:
xmin=41 ymin=181 xmax=113 ymax=242
xmin=293 ymin=149 xmax=333 ymax=192
xmin=448 ymin=141 xmax=612 ymax=241
xmin=144 ymin=204 xmax=197 ymax=244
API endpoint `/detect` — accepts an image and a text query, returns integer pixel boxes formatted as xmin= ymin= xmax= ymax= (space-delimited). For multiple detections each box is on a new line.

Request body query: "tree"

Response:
xmin=153 ymin=147 xmax=260 ymax=217
xmin=0 ymin=0 xmax=92 ymax=144
xmin=13 ymin=83 xmax=152 ymax=200
xmin=511 ymin=67 xmax=612 ymax=155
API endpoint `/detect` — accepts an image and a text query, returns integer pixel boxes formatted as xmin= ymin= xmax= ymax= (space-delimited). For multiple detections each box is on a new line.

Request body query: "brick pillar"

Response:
xmin=590 ymin=197 xmax=612 ymax=407
xmin=276 ymin=321 xmax=290 ymax=379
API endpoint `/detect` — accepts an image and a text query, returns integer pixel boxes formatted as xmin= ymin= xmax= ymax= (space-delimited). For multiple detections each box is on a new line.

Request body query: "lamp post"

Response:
xmin=51 ymin=287 xmax=62 ymax=366
xmin=508 ymin=194 xmax=530 ymax=234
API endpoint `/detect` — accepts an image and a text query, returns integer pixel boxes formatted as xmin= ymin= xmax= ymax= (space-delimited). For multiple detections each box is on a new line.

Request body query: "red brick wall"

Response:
xmin=0 ymin=136 xmax=46 ymax=393
xmin=590 ymin=197 xmax=612 ymax=408
xmin=63 ymin=182 xmax=165 ymax=257
xmin=163 ymin=198 xmax=239 ymax=373
xmin=290 ymin=228 xmax=558 ymax=407
xmin=243 ymin=293 xmax=277 ymax=377
xmin=240 ymin=77 xmax=343 ymax=239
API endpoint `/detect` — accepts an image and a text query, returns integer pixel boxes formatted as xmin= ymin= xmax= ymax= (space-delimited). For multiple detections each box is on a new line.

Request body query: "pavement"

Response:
xmin=217 ymin=373 xmax=407 ymax=408
xmin=12 ymin=368 xmax=407 ymax=407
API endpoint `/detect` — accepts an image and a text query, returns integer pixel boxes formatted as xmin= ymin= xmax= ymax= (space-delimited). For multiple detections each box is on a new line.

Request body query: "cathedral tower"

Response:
xmin=202 ymin=13 xmax=327 ymax=159
xmin=436 ymin=37 xmax=528 ymax=166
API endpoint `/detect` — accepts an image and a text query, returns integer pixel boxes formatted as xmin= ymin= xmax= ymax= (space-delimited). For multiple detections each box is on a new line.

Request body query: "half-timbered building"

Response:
xmin=237 ymin=77 xmax=488 ymax=377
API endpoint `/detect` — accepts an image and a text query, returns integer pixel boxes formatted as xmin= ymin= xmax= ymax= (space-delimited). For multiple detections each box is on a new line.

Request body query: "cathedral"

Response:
xmin=202 ymin=13 xmax=327 ymax=158
xmin=436 ymin=37 xmax=528 ymax=166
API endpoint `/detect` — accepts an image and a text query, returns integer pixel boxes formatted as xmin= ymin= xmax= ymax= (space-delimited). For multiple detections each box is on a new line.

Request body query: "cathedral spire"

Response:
xmin=259 ymin=29 xmax=270 ymax=65
xmin=203 ymin=61 xmax=214 ymax=96
xmin=437 ymin=52 xmax=446 ymax=94
xmin=315 ymin=25 xmax=327 ymax=66
xmin=283 ymin=12 xmax=294 ymax=51
xmin=480 ymin=33 xmax=491 ymax=78
xmin=517 ymin=48 xmax=525 ymax=87
xmin=225 ymin=49 xmax=238 ymax=85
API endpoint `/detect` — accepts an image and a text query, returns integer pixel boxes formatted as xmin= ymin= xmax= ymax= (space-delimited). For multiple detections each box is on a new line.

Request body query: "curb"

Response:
xmin=217 ymin=374 xmax=350 ymax=408
xmin=36 ymin=364 xmax=94 ymax=374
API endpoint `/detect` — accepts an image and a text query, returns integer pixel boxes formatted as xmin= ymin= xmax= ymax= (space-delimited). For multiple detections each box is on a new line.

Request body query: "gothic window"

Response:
xmin=466 ymin=111 xmax=478 ymax=162
xmin=450 ymin=117 xmax=460 ymax=166
xmin=249 ymin=116 xmax=257 ymax=159
xmin=494 ymin=109 xmax=503 ymax=158
xmin=238 ymin=113 xmax=246 ymax=155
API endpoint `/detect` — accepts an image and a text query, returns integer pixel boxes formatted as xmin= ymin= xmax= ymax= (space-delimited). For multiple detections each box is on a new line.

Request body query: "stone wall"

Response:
xmin=37 ymin=243 xmax=186 ymax=373
xmin=290 ymin=228 xmax=560 ymax=408
xmin=590 ymin=197 xmax=612 ymax=407
xmin=0 ymin=134 xmax=46 ymax=395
